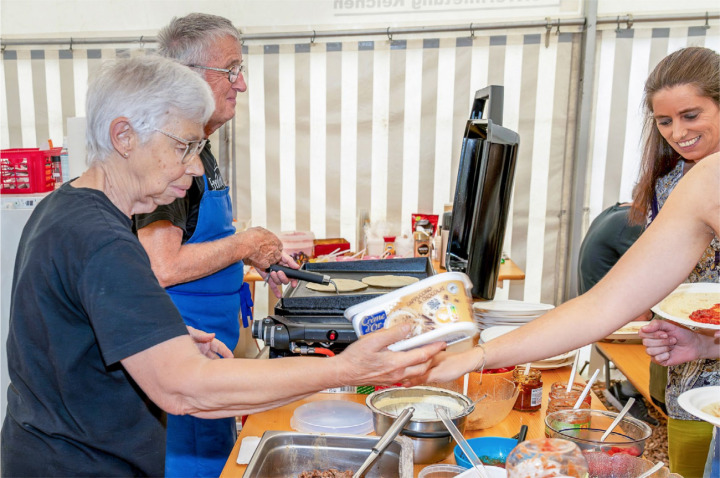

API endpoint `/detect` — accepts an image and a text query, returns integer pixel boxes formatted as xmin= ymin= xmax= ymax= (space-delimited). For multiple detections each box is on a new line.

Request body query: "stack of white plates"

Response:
xmin=480 ymin=325 xmax=577 ymax=370
xmin=473 ymin=300 xmax=554 ymax=330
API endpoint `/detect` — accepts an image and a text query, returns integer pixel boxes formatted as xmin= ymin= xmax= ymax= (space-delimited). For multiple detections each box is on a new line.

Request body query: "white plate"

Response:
xmin=481 ymin=326 xmax=577 ymax=364
xmin=480 ymin=325 xmax=519 ymax=342
xmin=473 ymin=308 xmax=545 ymax=318
xmin=473 ymin=300 xmax=554 ymax=315
xmin=603 ymin=321 xmax=648 ymax=341
xmin=475 ymin=315 xmax=537 ymax=324
xmin=678 ymin=386 xmax=720 ymax=427
xmin=531 ymin=357 xmax=575 ymax=370
xmin=651 ymin=283 xmax=720 ymax=330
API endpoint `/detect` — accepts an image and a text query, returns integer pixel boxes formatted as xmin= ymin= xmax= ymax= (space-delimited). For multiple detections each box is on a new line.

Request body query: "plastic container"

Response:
xmin=1 ymin=148 xmax=57 ymax=194
xmin=290 ymin=400 xmax=373 ymax=435
xmin=278 ymin=231 xmax=314 ymax=264
xmin=345 ymin=272 xmax=478 ymax=352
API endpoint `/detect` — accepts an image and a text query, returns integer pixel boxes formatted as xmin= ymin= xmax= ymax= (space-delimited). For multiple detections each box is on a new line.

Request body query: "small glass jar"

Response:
xmin=547 ymin=382 xmax=592 ymax=415
xmin=512 ymin=367 xmax=543 ymax=412
xmin=506 ymin=438 xmax=589 ymax=478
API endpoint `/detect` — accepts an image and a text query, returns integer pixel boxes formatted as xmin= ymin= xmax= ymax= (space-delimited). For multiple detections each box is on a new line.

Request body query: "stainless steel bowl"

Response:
xmin=366 ymin=386 xmax=473 ymax=464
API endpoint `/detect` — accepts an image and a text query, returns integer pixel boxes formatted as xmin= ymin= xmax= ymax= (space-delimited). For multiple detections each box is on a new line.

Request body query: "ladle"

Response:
xmin=353 ymin=407 xmax=415 ymax=478
xmin=600 ymin=397 xmax=635 ymax=442
xmin=435 ymin=406 xmax=490 ymax=478
xmin=636 ymin=461 xmax=665 ymax=478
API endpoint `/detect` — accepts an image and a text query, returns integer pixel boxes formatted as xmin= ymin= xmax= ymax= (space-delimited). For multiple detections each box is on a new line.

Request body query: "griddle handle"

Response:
xmin=266 ymin=264 xmax=330 ymax=285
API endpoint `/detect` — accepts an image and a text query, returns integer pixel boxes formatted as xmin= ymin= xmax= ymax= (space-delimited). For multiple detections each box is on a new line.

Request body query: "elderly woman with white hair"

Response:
xmin=0 ymin=55 xmax=444 ymax=477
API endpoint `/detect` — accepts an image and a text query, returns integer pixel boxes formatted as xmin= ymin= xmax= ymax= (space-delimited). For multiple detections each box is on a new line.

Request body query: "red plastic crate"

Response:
xmin=1 ymin=148 xmax=57 ymax=194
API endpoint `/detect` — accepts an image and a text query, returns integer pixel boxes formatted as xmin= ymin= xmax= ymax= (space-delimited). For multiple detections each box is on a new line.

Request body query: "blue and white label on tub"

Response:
xmin=359 ymin=311 xmax=387 ymax=335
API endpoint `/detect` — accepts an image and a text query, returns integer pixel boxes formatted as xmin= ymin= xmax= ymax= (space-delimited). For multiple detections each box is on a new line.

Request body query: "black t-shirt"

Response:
xmin=577 ymin=203 xmax=644 ymax=294
xmin=1 ymin=182 xmax=188 ymax=477
xmin=134 ymin=144 xmax=226 ymax=242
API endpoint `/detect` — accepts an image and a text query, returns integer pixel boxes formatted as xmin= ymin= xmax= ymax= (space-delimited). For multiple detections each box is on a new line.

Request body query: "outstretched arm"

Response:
xmin=415 ymin=154 xmax=720 ymax=384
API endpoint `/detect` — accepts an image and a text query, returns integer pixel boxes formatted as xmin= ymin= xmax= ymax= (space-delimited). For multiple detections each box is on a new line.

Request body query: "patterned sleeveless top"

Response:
xmin=649 ymin=160 xmax=720 ymax=420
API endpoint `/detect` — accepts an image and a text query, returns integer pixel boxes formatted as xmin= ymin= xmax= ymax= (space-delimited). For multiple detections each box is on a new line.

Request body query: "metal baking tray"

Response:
xmin=277 ymin=257 xmax=435 ymax=314
xmin=242 ymin=431 xmax=414 ymax=477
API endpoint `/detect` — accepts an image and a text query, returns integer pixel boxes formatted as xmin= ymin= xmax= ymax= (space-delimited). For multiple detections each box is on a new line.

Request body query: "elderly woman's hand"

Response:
xmin=335 ymin=325 xmax=446 ymax=387
xmin=186 ymin=326 xmax=234 ymax=359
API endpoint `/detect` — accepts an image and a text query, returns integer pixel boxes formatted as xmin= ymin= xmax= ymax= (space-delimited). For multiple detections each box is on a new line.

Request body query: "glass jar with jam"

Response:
xmin=547 ymin=382 xmax=591 ymax=415
xmin=512 ymin=367 xmax=543 ymax=412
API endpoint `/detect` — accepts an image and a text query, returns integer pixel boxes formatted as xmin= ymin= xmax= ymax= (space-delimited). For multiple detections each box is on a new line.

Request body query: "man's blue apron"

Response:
xmin=164 ymin=175 xmax=253 ymax=478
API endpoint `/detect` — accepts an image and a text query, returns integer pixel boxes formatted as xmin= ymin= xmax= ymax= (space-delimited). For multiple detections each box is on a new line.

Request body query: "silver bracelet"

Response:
xmin=473 ymin=342 xmax=487 ymax=373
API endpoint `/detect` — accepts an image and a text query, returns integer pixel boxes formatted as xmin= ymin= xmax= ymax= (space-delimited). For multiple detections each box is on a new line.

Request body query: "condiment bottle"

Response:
xmin=383 ymin=236 xmax=396 ymax=256
xmin=512 ymin=367 xmax=543 ymax=412
xmin=547 ymin=382 xmax=591 ymax=415
xmin=413 ymin=230 xmax=431 ymax=257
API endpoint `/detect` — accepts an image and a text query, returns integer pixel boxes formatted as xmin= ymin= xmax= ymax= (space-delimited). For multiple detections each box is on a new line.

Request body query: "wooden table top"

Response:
xmin=594 ymin=341 xmax=666 ymax=417
xmin=220 ymin=365 xmax=603 ymax=477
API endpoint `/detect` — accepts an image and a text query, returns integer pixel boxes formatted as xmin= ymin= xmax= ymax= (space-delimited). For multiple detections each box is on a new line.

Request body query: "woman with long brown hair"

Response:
xmin=629 ymin=46 xmax=719 ymax=478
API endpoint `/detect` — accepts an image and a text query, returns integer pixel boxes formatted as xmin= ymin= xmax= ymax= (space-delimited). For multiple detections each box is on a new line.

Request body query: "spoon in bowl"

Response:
xmin=435 ymin=406 xmax=490 ymax=478
xmin=636 ymin=461 xmax=665 ymax=478
xmin=600 ymin=397 xmax=635 ymax=442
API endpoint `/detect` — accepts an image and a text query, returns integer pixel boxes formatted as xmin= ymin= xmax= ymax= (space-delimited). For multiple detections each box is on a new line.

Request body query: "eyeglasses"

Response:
xmin=153 ymin=128 xmax=207 ymax=164
xmin=189 ymin=63 xmax=244 ymax=83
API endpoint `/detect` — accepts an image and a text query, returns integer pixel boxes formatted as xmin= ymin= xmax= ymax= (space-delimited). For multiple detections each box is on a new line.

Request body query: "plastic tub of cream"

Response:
xmin=344 ymin=272 xmax=477 ymax=351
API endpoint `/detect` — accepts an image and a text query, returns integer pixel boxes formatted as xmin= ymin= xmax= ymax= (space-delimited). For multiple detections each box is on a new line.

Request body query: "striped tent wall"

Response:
xmin=233 ymin=30 xmax=583 ymax=316
xmin=1 ymin=24 xmax=716 ymax=320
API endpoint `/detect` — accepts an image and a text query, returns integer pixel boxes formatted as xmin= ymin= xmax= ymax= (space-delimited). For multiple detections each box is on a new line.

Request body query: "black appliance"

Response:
xmin=253 ymin=258 xmax=434 ymax=358
xmin=445 ymin=85 xmax=520 ymax=300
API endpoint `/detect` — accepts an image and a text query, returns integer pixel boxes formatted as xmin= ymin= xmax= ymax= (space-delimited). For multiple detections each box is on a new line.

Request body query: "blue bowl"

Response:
xmin=454 ymin=437 xmax=518 ymax=469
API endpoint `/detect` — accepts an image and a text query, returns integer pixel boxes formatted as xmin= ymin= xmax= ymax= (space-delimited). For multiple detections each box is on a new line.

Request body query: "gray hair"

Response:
xmin=157 ymin=13 xmax=242 ymax=66
xmin=85 ymin=55 xmax=214 ymax=163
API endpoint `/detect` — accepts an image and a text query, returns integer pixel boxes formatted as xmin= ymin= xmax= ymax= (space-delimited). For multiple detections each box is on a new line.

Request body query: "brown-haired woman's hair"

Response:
xmin=629 ymin=47 xmax=720 ymax=224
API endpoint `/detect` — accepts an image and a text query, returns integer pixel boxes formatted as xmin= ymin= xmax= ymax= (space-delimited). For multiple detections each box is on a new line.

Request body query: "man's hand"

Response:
xmin=256 ymin=252 xmax=300 ymax=298
xmin=186 ymin=326 xmax=234 ymax=359
xmin=240 ymin=227 xmax=284 ymax=270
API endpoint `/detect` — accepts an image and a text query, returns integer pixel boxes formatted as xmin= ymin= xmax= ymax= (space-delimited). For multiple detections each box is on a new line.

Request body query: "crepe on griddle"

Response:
xmin=361 ymin=275 xmax=419 ymax=288
xmin=306 ymin=278 xmax=368 ymax=293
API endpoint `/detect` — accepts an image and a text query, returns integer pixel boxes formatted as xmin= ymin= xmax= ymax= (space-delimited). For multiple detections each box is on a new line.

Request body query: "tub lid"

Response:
xmin=290 ymin=400 xmax=374 ymax=435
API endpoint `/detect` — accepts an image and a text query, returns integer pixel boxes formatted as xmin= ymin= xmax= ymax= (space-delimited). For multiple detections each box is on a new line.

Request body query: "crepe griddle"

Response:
xmin=276 ymin=258 xmax=434 ymax=315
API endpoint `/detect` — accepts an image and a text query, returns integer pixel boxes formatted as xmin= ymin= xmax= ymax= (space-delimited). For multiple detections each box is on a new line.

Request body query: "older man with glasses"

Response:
xmin=133 ymin=13 xmax=299 ymax=478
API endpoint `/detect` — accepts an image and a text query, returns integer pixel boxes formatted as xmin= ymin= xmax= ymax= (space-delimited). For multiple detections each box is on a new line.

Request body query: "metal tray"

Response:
xmin=278 ymin=258 xmax=435 ymax=314
xmin=243 ymin=430 xmax=414 ymax=477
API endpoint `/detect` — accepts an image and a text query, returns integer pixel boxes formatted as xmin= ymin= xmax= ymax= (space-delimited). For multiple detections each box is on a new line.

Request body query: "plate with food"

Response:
xmin=678 ymin=386 xmax=720 ymax=427
xmin=602 ymin=321 xmax=648 ymax=343
xmin=651 ymin=283 xmax=720 ymax=330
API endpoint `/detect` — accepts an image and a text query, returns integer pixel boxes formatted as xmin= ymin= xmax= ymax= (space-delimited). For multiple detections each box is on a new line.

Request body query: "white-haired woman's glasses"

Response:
xmin=189 ymin=63 xmax=244 ymax=83
xmin=153 ymin=128 xmax=207 ymax=164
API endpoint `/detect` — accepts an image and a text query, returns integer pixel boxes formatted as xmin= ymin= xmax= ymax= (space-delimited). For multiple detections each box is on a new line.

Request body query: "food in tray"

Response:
xmin=658 ymin=291 xmax=720 ymax=321
xmin=701 ymin=401 xmax=720 ymax=418
xmin=689 ymin=303 xmax=720 ymax=325
xmin=297 ymin=469 xmax=352 ymax=478
xmin=361 ymin=274 xmax=419 ymax=288
xmin=306 ymin=278 xmax=368 ymax=293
